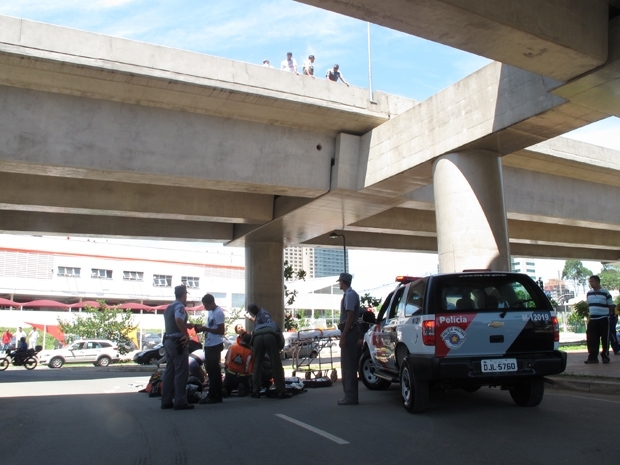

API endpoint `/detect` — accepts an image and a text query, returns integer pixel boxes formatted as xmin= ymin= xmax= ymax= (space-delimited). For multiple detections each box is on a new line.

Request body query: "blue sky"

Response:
xmin=0 ymin=0 xmax=615 ymax=290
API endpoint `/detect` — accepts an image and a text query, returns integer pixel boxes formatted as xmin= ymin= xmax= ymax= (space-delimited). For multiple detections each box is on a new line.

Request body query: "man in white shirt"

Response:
xmin=15 ymin=327 xmax=26 ymax=346
xmin=29 ymin=328 xmax=39 ymax=349
xmin=280 ymin=52 xmax=298 ymax=74
xmin=195 ymin=293 xmax=226 ymax=403
xmin=303 ymin=55 xmax=315 ymax=77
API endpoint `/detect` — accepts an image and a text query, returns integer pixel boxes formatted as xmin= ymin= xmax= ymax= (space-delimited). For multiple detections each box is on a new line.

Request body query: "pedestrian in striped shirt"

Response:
xmin=584 ymin=275 xmax=615 ymax=364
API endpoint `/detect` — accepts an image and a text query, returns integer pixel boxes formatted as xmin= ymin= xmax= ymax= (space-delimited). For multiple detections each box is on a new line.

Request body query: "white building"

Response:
xmin=0 ymin=235 xmax=246 ymax=309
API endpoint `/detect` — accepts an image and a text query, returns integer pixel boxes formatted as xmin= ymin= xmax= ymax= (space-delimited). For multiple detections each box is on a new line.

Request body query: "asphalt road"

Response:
xmin=1 ymin=368 xmax=619 ymax=465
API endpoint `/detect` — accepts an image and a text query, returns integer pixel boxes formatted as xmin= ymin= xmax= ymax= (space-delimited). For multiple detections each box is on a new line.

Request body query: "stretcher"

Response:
xmin=289 ymin=328 xmax=340 ymax=382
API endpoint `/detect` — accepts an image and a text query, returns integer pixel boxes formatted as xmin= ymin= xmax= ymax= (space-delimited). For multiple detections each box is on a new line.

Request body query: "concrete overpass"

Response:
xmin=0 ymin=5 xmax=619 ymax=321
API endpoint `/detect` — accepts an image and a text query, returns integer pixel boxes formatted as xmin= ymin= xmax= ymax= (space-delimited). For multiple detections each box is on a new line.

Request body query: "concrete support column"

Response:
xmin=433 ymin=150 xmax=510 ymax=273
xmin=245 ymin=241 xmax=284 ymax=328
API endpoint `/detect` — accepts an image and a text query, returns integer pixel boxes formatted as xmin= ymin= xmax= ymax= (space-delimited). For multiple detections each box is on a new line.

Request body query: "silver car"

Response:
xmin=38 ymin=339 xmax=120 ymax=368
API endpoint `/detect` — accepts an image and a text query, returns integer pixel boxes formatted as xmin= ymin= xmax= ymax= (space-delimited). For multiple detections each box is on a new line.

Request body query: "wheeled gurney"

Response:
xmin=289 ymin=328 xmax=340 ymax=382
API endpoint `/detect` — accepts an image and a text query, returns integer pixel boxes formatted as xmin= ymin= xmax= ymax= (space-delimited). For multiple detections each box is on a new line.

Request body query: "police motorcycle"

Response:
xmin=0 ymin=347 xmax=38 ymax=370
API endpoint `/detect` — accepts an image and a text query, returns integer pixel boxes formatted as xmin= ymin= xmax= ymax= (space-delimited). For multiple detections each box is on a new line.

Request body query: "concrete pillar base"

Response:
xmin=245 ymin=241 xmax=284 ymax=328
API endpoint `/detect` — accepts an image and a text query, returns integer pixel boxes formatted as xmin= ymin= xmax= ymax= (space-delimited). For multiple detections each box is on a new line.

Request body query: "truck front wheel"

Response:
xmin=359 ymin=350 xmax=391 ymax=390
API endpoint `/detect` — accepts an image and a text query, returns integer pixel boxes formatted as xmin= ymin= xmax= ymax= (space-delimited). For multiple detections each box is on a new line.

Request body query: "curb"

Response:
xmin=547 ymin=376 xmax=620 ymax=395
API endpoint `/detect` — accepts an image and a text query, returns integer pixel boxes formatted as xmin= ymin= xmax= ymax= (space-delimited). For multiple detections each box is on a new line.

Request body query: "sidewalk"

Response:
xmin=548 ymin=349 xmax=620 ymax=395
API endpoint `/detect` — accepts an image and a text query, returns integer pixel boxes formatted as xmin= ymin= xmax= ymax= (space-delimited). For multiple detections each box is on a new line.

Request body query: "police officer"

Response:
xmin=337 ymin=273 xmax=361 ymax=405
xmin=161 ymin=284 xmax=194 ymax=410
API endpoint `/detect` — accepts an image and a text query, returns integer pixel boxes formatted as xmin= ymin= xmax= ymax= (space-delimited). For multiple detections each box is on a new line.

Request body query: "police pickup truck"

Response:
xmin=359 ymin=272 xmax=567 ymax=413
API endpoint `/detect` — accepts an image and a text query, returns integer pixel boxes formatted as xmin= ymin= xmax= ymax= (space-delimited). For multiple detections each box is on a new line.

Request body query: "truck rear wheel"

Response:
xmin=509 ymin=378 xmax=544 ymax=407
xmin=400 ymin=359 xmax=429 ymax=413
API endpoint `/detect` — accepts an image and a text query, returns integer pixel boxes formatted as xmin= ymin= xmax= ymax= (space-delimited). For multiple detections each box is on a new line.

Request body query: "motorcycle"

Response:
xmin=0 ymin=348 xmax=38 ymax=370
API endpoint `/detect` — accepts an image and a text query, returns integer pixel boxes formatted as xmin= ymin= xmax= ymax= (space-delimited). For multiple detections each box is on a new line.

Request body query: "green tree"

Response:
xmin=360 ymin=293 xmax=382 ymax=309
xmin=600 ymin=264 xmax=620 ymax=291
xmin=562 ymin=260 xmax=593 ymax=295
xmin=58 ymin=302 xmax=137 ymax=354
xmin=284 ymin=260 xmax=307 ymax=307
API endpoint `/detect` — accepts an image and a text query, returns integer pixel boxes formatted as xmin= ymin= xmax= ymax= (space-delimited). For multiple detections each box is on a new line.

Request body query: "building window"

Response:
xmin=58 ymin=266 xmax=80 ymax=277
xmin=91 ymin=269 xmax=112 ymax=279
xmin=123 ymin=271 xmax=144 ymax=281
xmin=153 ymin=274 xmax=172 ymax=287
xmin=181 ymin=276 xmax=200 ymax=288
xmin=232 ymin=293 xmax=245 ymax=308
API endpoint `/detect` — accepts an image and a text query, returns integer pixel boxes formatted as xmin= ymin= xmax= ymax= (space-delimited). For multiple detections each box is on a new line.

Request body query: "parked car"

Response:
xmin=133 ymin=343 xmax=165 ymax=365
xmin=133 ymin=339 xmax=202 ymax=365
xmin=141 ymin=332 xmax=163 ymax=349
xmin=359 ymin=272 xmax=567 ymax=413
xmin=38 ymin=339 xmax=120 ymax=368
xmin=282 ymin=333 xmax=319 ymax=359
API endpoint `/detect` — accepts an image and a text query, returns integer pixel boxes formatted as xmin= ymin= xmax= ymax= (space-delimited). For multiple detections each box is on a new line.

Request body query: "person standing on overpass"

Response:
xmin=326 ymin=64 xmax=349 ymax=87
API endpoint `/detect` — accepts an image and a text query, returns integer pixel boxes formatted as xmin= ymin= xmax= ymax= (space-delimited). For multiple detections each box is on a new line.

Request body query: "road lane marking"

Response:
xmin=275 ymin=414 xmax=349 ymax=445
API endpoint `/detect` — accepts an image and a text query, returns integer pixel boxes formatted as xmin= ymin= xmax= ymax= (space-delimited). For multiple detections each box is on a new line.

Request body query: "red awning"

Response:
xmin=150 ymin=304 xmax=170 ymax=311
xmin=68 ymin=301 xmax=102 ymax=309
xmin=114 ymin=302 xmax=155 ymax=311
xmin=21 ymin=300 xmax=70 ymax=310
xmin=0 ymin=298 xmax=21 ymax=307
xmin=186 ymin=305 xmax=205 ymax=311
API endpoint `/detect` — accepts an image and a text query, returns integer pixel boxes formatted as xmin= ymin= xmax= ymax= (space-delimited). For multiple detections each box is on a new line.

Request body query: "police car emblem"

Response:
xmin=440 ymin=326 xmax=466 ymax=349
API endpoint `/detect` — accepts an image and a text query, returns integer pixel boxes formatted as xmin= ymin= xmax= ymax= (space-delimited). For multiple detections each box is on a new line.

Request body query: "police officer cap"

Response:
xmin=174 ymin=284 xmax=188 ymax=297
xmin=337 ymin=273 xmax=352 ymax=285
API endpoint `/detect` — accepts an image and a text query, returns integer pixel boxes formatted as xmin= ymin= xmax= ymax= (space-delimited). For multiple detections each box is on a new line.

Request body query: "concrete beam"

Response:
xmin=509 ymin=221 xmax=620 ymax=250
xmin=303 ymin=230 xmax=620 ymax=262
xmin=295 ymin=0 xmax=608 ymax=81
xmin=510 ymin=243 xmax=620 ymax=262
xmin=0 ymin=211 xmax=232 ymax=241
xmin=228 ymin=134 xmax=407 ymax=247
xmin=359 ymin=62 xmax=607 ymax=196
xmin=0 ymin=173 xmax=274 ymax=223
xmin=552 ymin=16 xmax=620 ymax=118
xmin=0 ymin=86 xmax=334 ymax=197
xmin=503 ymin=136 xmax=620 ymax=188
xmin=305 ymin=230 xmax=439 ymax=253
xmin=0 ymin=15 xmax=416 ymax=135
xmin=346 ymin=207 xmax=620 ymax=250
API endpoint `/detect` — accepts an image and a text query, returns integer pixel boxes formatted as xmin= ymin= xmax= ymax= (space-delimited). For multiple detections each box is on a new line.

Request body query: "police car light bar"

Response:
xmin=395 ymin=276 xmax=421 ymax=284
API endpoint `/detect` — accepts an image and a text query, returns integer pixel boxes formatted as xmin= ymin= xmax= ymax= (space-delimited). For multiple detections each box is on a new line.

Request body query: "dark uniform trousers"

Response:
xmin=204 ymin=343 xmax=224 ymax=400
xmin=252 ymin=332 xmax=285 ymax=395
xmin=586 ymin=316 xmax=610 ymax=360
xmin=162 ymin=338 xmax=190 ymax=407
xmin=341 ymin=326 xmax=360 ymax=402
